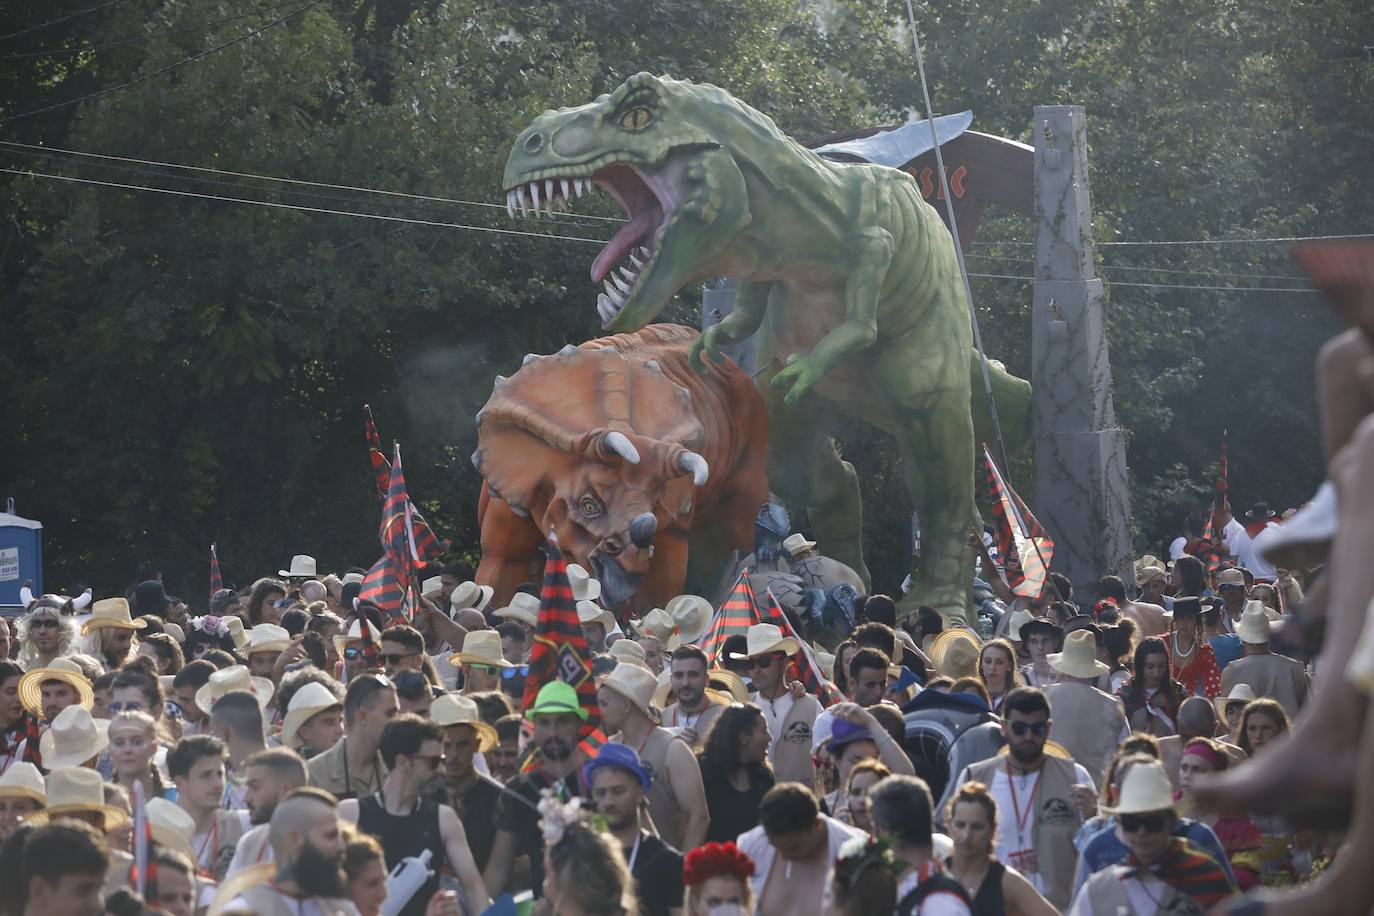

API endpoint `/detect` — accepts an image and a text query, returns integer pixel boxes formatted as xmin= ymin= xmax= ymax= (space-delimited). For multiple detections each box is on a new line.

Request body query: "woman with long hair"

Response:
xmin=843 ymin=759 xmax=889 ymax=833
xmin=541 ymin=796 xmax=636 ymax=916
xmin=944 ymin=782 xmax=1058 ymax=916
xmin=1176 ymin=737 xmax=1262 ymax=889
xmin=1164 ymin=599 xmax=1221 ymax=698
xmin=137 ymin=633 xmax=184 ymax=676
xmin=184 ymin=617 xmax=238 ymax=661
xmin=108 ymin=711 xmax=174 ymax=801
xmin=1238 ymin=699 xmax=1289 ymax=757
xmin=1171 ymin=555 xmax=1210 ymax=599
xmin=831 ymin=639 xmax=858 ymax=699
xmin=1232 ymin=700 xmax=1310 ymax=878
xmin=1115 ymin=637 xmax=1187 ymax=736
xmin=683 ymin=842 xmax=755 ymax=916
xmin=246 ymin=578 xmax=287 ymax=627
xmin=1099 ymin=618 xmax=1137 ymax=694
xmin=976 ymin=639 xmax=1021 ymax=713
xmin=699 ymin=704 xmax=775 ymax=843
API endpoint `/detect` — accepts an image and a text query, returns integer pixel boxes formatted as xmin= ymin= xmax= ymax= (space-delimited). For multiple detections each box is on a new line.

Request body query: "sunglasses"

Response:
xmin=501 ymin=665 xmax=530 ymax=680
xmin=747 ymin=655 xmax=784 ymax=670
xmin=1009 ymin=721 xmax=1049 ymax=737
xmin=468 ymin=663 xmax=499 ymax=673
xmin=29 ymin=619 xmax=59 ymax=629
xmin=381 ymin=652 xmax=417 ymax=666
xmin=1120 ymin=812 xmax=1169 ymax=834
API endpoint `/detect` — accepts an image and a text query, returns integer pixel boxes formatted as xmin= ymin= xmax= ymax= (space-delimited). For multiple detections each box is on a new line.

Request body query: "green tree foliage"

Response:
xmin=0 ymin=0 xmax=1368 ymax=599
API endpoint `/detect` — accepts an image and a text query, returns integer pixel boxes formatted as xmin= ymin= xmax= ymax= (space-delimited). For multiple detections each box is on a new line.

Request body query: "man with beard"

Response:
xmin=433 ymin=694 xmax=503 ymax=872
xmin=224 ymin=748 xmax=309 ymax=878
xmin=660 ymin=645 xmax=723 ymax=747
xmin=484 ymin=681 xmax=586 ymax=898
xmin=222 ymin=787 xmax=358 ymax=915
xmin=956 ymin=687 xmax=1095 ymax=911
xmin=585 ymin=742 xmax=684 ymax=916
xmin=340 ymin=715 xmax=489 ymax=916
xmin=16 ymin=597 xmax=76 ymax=671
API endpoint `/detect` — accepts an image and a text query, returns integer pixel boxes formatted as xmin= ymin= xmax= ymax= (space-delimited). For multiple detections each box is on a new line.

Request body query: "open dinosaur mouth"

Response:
xmin=504 ymin=160 xmax=683 ymax=328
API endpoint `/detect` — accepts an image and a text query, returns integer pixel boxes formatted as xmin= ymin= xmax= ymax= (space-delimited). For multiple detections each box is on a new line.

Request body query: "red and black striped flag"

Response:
xmin=1199 ymin=430 xmax=1229 ymax=577
xmin=209 ymin=543 xmax=222 ymax=600
xmin=362 ymin=404 xmax=449 ymax=561
xmin=981 ymin=445 xmax=1054 ymax=598
xmin=523 ymin=539 xmax=605 ymax=757
xmin=699 ymin=569 xmax=761 ymax=665
xmin=761 ymin=590 xmax=846 ymax=707
xmin=361 ymin=443 xmax=417 ymax=625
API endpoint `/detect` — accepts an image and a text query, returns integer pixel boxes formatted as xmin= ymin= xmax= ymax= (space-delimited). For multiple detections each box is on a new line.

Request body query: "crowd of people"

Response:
xmin=0 ymin=500 xmax=1328 ymax=916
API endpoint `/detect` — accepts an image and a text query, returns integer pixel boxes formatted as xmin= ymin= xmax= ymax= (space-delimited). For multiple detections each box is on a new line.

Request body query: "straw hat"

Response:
xmin=80 ymin=598 xmax=147 ymax=635
xmin=278 ymin=555 xmax=318 ymax=578
xmin=609 ymin=638 xmax=652 ymax=671
xmin=782 ymin=533 xmax=818 ymax=556
xmin=45 ymin=767 xmax=129 ymax=828
xmin=1137 ymin=565 xmax=1167 ymax=585
xmin=332 ymin=618 xmax=380 ymax=658
xmin=629 ymin=608 xmax=675 ymax=644
xmin=225 ymin=616 xmax=251 ymax=651
xmin=245 ymin=624 xmax=292 ymax=656
xmin=195 ymin=665 xmax=275 ymax=716
xmin=280 ymin=682 xmax=343 ymax=750
xmin=930 ymin=628 xmax=982 ymax=679
xmin=146 ymin=797 xmax=197 ymax=861
xmin=18 ymin=657 xmax=94 ymax=718
xmin=577 ymin=600 xmax=616 ymax=632
xmin=341 ymin=571 xmax=366 ymax=586
xmin=1236 ymin=601 xmax=1272 ymax=645
xmin=450 ymin=581 xmax=495 ymax=614
xmin=568 ymin=564 xmax=601 ymax=602
xmin=421 ymin=576 xmax=443 ymax=595
xmin=0 ymin=762 xmax=47 ymax=806
xmin=1215 ymin=683 xmax=1257 ymax=718
xmin=708 ymin=669 xmax=749 ymax=704
xmin=494 ymin=592 xmax=540 ymax=627
xmin=1102 ymin=761 xmax=1175 ymax=815
xmin=1048 ymin=629 xmax=1110 ymax=679
xmin=430 ymin=694 xmax=498 ymax=751
xmin=729 ymin=623 xmax=799 ymax=660
xmin=39 ymin=704 xmax=110 ymax=769
xmin=597 ymin=664 xmax=658 ymax=717
xmin=1133 ymin=555 xmax=1162 ymax=579
xmin=449 ymin=630 xmax=514 ymax=669
xmin=665 ymin=594 xmax=713 ymax=645
xmin=1006 ymin=609 xmax=1035 ymax=642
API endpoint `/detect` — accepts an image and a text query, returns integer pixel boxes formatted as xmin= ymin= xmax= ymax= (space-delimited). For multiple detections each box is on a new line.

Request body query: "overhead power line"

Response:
xmin=967 ymin=272 xmax=1320 ymax=294
xmin=0 ymin=0 xmax=129 ymax=43
xmin=967 ymin=252 xmax=1308 ymax=284
xmin=973 ymin=232 xmax=1374 ymax=248
xmin=2 ymin=0 xmax=326 ymax=123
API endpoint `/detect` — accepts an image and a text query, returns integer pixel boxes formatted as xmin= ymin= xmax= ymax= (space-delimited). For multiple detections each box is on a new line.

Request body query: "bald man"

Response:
xmin=221 ymin=788 xmax=358 ymax=915
xmin=1159 ymin=696 xmax=1246 ymax=789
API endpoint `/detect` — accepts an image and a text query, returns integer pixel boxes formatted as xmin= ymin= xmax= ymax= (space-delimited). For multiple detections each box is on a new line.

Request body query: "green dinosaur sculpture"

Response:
xmin=503 ymin=73 xmax=1030 ymax=623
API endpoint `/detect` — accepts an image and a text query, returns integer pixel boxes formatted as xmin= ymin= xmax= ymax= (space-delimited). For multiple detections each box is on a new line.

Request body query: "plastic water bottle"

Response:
xmin=380 ymin=848 xmax=434 ymax=916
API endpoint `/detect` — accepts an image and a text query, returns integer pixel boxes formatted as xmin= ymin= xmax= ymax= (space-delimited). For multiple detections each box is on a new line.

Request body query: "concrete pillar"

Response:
xmin=1030 ymin=106 xmax=1134 ymax=597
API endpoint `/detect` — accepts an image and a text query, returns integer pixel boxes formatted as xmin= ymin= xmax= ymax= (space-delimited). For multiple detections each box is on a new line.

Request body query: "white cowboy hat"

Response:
xmin=430 ymin=694 xmax=498 ymax=752
xmin=597 ymin=663 xmax=658 ymax=717
xmin=245 ymin=624 xmax=292 ymax=656
xmin=930 ymin=628 xmax=983 ymax=679
xmin=0 ymin=762 xmax=46 ymax=806
xmin=195 ymin=665 xmax=275 ymax=716
xmin=145 ymin=797 xmax=197 ymax=861
xmin=45 ymin=767 xmax=128 ymax=828
xmin=278 ymin=555 xmax=318 ymax=578
xmin=567 ymin=564 xmax=601 ymax=602
xmin=629 ymin=608 xmax=675 ymax=644
xmin=421 ymin=576 xmax=443 ymax=595
xmin=608 ymin=638 xmax=653 ymax=672
xmin=1006 ymin=608 xmax=1035 ymax=642
xmin=224 ymin=616 xmax=251 ymax=651
xmin=449 ymin=630 xmax=514 ymax=669
xmin=450 ymin=581 xmax=495 ymax=614
xmin=331 ymin=618 xmax=381 ymax=658
xmin=1215 ymin=683 xmax=1257 ymax=718
xmin=80 ymin=598 xmax=147 ymax=635
xmin=39 ymin=705 xmax=110 ymax=769
xmin=341 ymin=571 xmax=366 ymax=586
xmin=280 ymin=682 xmax=343 ymax=750
xmin=494 ymin=592 xmax=540 ymax=627
xmin=18 ymin=657 xmax=94 ymax=719
xmin=781 ymin=533 xmax=818 ymax=556
xmin=1102 ymin=761 xmax=1176 ymax=815
xmin=1048 ymin=629 xmax=1110 ymax=679
xmin=1236 ymin=600 xmax=1272 ymax=645
xmin=729 ymin=623 xmax=799 ymax=660
xmin=665 ymin=594 xmax=713 ymax=646
xmin=577 ymin=600 xmax=616 ymax=632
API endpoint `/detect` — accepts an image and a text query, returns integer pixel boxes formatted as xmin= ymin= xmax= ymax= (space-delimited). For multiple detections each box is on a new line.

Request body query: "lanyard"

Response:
xmin=194 ymin=816 xmax=219 ymax=871
xmin=1006 ymin=762 xmax=1042 ymax=847
xmin=627 ymin=832 xmax=643 ymax=872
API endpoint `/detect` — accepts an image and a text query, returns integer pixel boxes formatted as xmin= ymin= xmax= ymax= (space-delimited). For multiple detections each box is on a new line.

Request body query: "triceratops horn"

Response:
xmin=629 ymin=512 xmax=657 ymax=548
xmin=603 ymin=431 xmax=640 ymax=465
xmin=677 ymin=451 xmax=710 ymax=486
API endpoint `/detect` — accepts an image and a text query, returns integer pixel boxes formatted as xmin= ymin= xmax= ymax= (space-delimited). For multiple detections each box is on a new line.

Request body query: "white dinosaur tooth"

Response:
xmin=597 ymin=294 xmax=615 ymax=323
xmin=545 ymin=179 xmax=554 ymax=205
xmin=505 ymin=191 xmax=515 ymax=219
xmin=530 ymin=181 xmax=541 ymax=211
xmin=610 ymin=273 xmax=632 ymax=294
xmin=561 ymin=178 xmax=571 ymax=200
xmin=604 ymin=280 xmax=626 ymax=306
xmin=629 ymin=252 xmax=645 ymax=269
xmin=619 ymin=265 xmax=637 ymax=282
xmin=516 ymin=185 xmax=528 ymax=216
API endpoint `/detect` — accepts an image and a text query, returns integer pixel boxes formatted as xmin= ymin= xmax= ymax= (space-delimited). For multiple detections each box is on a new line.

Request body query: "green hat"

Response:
xmin=526 ymin=681 xmax=589 ymax=722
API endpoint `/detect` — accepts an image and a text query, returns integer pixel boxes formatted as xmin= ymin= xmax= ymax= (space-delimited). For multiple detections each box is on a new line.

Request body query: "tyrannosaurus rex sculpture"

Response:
xmin=502 ymin=73 xmax=1030 ymax=623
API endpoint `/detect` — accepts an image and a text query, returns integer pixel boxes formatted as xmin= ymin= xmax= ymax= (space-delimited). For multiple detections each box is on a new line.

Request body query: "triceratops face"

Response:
xmin=474 ymin=344 xmax=710 ymax=608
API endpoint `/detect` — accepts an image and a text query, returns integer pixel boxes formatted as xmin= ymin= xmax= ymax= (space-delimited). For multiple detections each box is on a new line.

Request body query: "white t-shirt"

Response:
xmin=979 ymin=762 xmax=1094 ymax=896
xmin=1168 ymin=536 xmax=1188 ymax=561
xmin=811 ymin=707 xmax=837 ymax=753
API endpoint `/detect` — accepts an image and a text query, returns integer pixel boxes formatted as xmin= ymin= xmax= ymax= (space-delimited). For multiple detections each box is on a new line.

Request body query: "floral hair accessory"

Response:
xmin=537 ymin=789 xmax=584 ymax=846
xmin=682 ymin=842 xmax=755 ymax=886
xmin=190 ymin=615 xmax=231 ymax=637
xmin=833 ymin=836 xmax=904 ymax=881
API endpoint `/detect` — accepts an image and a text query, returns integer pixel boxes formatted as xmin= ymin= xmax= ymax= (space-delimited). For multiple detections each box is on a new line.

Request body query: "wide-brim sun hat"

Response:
xmin=18 ymin=658 xmax=94 ymax=719
xmin=450 ymin=581 xmax=495 ymax=614
xmin=526 ymin=680 xmax=589 ymax=721
xmin=1102 ymin=760 xmax=1176 ymax=815
xmin=1006 ymin=609 xmax=1035 ymax=642
xmin=629 ymin=608 xmax=675 ymax=645
xmin=608 ymin=638 xmax=653 ymax=671
xmin=728 ymin=623 xmax=799 ymax=660
xmin=577 ymin=600 xmax=616 ymax=632
xmin=246 ymin=623 xmax=292 ymax=656
xmin=597 ymin=663 xmax=659 ymax=717
xmin=146 ymin=797 xmax=197 ymax=861
xmin=45 ymin=766 xmax=129 ymax=829
xmin=280 ymin=681 xmax=343 ymax=750
xmin=930 ymin=628 xmax=982 ymax=678
xmin=225 ymin=615 xmax=251 ymax=651
xmin=1236 ymin=600 xmax=1272 ymax=645
xmin=430 ymin=694 xmax=498 ymax=752
xmin=567 ymin=564 xmax=602 ymax=602
xmin=0 ymin=762 xmax=46 ymax=806
xmin=1047 ymin=629 xmax=1110 ymax=678
xmin=278 ymin=554 xmax=318 ymax=578
xmin=665 ymin=594 xmax=713 ymax=646
xmin=38 ymin=704 xmax=110 ymax=769
xmin=332 ymin=617 xmax=381 ymax=659
xmin=194 ymin=665 xmax=275 ymax=716
xmin=781 ymin=533 xmax=818 ymax=556
xmin=493 ymin=592 xmax=540 ymax=627
xmin=449 ymin=629 xmax=515 ymax=669
xmin=80 ymin=598 xmax=148 ymax=635
xmin=1214 ymin=683 xmax=1257 ymax=718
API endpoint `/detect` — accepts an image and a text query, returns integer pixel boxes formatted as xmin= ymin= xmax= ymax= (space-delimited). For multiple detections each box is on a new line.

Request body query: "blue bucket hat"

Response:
xmin=827 ymin=718 xmax=878 ymax=758
xmin=581 ymin=741 xmax=652 ymax=791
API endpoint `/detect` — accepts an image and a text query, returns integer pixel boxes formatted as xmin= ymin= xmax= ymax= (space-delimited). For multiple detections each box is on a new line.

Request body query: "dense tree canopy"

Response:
xmin=0 ymin=0 xmax=1368 ymax=599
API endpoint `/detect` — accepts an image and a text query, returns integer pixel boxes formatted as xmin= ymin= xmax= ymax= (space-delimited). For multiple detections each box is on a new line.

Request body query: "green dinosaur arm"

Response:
xmin=690 ymin=280 xmax=771 ymax=371
xmin=771 ymin=223 xmax=893 ymax=405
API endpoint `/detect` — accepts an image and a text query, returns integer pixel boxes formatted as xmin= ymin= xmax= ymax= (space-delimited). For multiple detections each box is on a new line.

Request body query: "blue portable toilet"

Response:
xmin=0 ymin=498 xmax=42 ymax=613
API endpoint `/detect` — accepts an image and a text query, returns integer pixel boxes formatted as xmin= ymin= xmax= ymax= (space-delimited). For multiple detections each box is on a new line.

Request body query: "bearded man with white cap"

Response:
xmin=597 ymin=663 xmax=709 ymax=851
xmin=1220 ymin=601 xmax=1310 ymax=719
xmin=1043 ymin=630 xmax=1131 ymax=790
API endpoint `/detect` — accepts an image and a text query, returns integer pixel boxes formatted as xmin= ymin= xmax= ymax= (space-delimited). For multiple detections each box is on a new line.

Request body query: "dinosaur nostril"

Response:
xmin=523 ymin=132 xmax=544 ymax=153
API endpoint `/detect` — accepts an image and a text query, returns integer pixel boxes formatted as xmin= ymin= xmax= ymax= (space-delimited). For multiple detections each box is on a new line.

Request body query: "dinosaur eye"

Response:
xmin=619 ymin=107 xmax=653 ymax=130
xmin=579 ymin=496 xmax=602 ymax=518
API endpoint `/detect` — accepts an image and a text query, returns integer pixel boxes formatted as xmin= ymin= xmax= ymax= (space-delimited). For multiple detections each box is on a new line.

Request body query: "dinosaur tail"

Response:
xmin=969 ymin=351 xmax=1032 ymax=455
